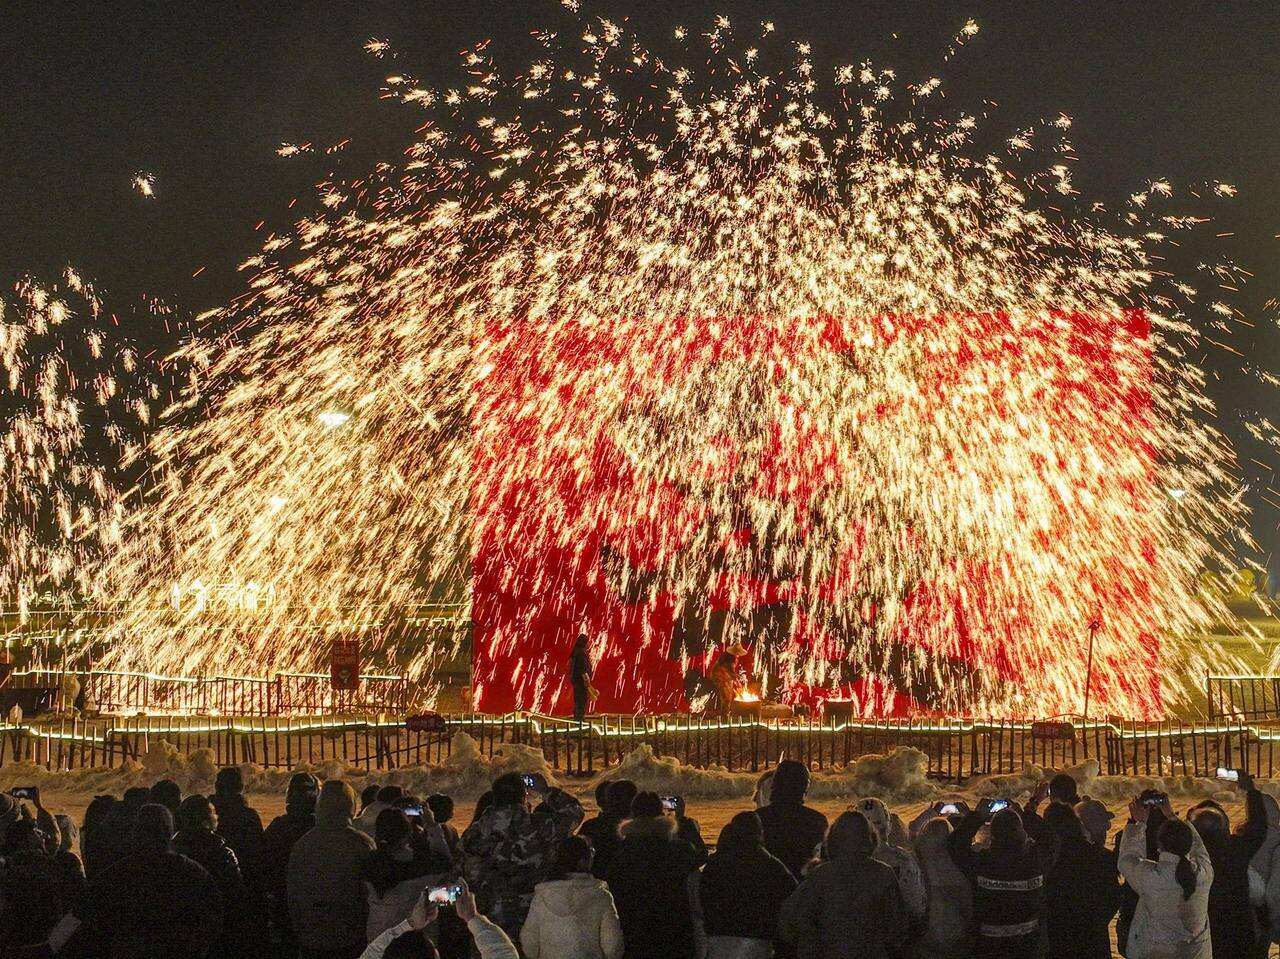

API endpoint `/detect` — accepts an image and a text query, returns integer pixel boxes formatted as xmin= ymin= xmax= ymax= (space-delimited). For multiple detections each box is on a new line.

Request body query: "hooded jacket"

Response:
xmin=755 ymin=768 xmax=828 ymax=881
xmin=911 ymin=819 xmax=972 ymax=959
xmin=778 ymin=852 xmax=905 ymax=959
xmin=462 ymin=786 xmax=585 ymax=941
xmin=606 ymin=816 xmax=699 ymax=959
xmin=521 ymin=872 xmax=625 ymax=959
xmin=287 ymin=784 xmax=377 ymax=952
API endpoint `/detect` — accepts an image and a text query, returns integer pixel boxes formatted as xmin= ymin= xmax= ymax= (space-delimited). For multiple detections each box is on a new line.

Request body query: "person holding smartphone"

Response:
xmin=461 ymin=771 xmax=584 ymax=943
xmin=1185 ymin=770 xmax=1268 ymax=959
xmin=1118 ymin=794 xmax=1212 ymax=959
xmin=946 ymin=798 xmax=1054 ymax=957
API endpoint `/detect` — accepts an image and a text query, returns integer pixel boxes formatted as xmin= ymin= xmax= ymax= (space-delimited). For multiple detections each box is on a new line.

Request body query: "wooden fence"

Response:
xmin=8 ymin=669 xmax=415 ymax=716
xmin=0 ymin=712 xmax=1271 ymax=783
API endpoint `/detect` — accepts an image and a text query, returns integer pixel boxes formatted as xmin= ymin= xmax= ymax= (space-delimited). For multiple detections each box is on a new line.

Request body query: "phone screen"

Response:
xmin=403 ymin=804 xmax=423 ymax=817
xmin=988 ymin=799 xmax=1010 ymax=814
xmin=938 ymin=803 xmax=959 ymax=816
xmin=522 ymin=774 xmax=537 ymax=789
xmin=1216 ymin=767 xmax=1239 ymax=782
xmin=1141 ymin=793 xmax=1168 ymax=808
xmin=428 ymin=884 xmax=460 ymax=905
xmin=661 ymin=796 xmax=678 ymax=813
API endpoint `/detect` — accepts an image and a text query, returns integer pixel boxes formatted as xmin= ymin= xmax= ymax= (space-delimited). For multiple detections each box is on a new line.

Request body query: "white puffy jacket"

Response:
xmin=520 ymin=873 xmax=625 ymax=959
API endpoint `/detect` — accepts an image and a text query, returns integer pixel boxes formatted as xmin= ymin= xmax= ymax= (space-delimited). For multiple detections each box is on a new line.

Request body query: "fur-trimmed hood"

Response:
xmin=620 ymin=815 xmax=678 ymax=841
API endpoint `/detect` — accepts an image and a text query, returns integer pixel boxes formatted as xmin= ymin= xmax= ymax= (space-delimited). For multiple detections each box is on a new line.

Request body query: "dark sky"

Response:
xmin=3 ymin=1 xmax=1280 ymax=551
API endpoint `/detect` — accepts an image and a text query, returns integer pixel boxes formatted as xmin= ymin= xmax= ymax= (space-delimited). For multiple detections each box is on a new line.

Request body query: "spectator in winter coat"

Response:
xmin=174 ymin=794 xmax=248 ymax=959
xmin=462 ymin=770 xmax=585 ymax=942
xmin=580 ymin=779 xmax=637 ymax=879
xmin=0 ymin=820 xmax=78 ymax=951
xmin=1251 ymin=792 xmax=1280 ymax=951
xmin=756 ymin=760 xmax=829 ymax=881
xmin=1118 ymin=797 xmax=1212 ymax=959
xmin=288 ymin=779 xmax=377 ymax=959
xmin=61 ymin=803 xmax=224 ymax=959
xmin=778 ymin=809 xmax=905 ymax=959
xmin=213 ymin=766 xmax=266 ymax=880
xmin=1187 ymin=771 xmax=1268 ymax=959
xmin=264 ymin=772 xmax=319 ymax=951
xmin=947 ymin=800 xmax=1053 ymax=958
xmin=1114 ymin=788 xmax=1171 ymax=956
xmin=606 ymin=791 xmax=700 ymax=959
xmin=1073 ymin=799 xmax=1115 ymax=848
xmin=425 ymin=793 xmax=462 ymax=865
xmin=522 ymin=835 xmax=624 ymax=959
xmin=689 ymin=811 xmax=797 ymax=959
xmin=857 ymin=797 xmax=927 ymax=924
xmin=357 ymin=785 xmax=405 ymax=838
xmin=51 ymin=813 xmax=86 ymax=896
xmin=363 ymin=807 xmax=454 ymax=941
xmin=1039 ymin=802 xmax=1119 ymax=959
xmin=79 ymin=793 xmax=118 ymax=879
xmin=911 ymin=814 xmax=972 ymax=959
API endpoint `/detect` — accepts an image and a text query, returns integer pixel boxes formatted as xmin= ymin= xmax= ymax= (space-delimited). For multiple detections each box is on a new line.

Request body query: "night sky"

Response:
xmin=3 ymin=1 xmax=1279 ymax=554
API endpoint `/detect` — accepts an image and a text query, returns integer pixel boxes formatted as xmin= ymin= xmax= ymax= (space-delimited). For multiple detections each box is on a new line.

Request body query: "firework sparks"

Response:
xmin=94 ymin=12 xmax=1257 ymax=716
xmin=132 ymin=172 xmax=156 ymax=198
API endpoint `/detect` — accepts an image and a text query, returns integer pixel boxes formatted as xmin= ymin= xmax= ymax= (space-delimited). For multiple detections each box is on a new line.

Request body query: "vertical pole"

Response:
xmin=1082 ymin=619 xmax=1100 ymax=722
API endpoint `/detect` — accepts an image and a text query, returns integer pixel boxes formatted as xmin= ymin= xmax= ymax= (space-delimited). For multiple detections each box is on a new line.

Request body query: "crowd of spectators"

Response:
xmin=0 ymin=759 xmax=1278 ymax=957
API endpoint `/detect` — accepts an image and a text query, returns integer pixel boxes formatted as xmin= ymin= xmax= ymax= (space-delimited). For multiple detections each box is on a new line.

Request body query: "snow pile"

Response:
xmin=590 ymin=744 xmax=938 ymax=804
xmin=967 ymin=758 xmax=1247 ymax=808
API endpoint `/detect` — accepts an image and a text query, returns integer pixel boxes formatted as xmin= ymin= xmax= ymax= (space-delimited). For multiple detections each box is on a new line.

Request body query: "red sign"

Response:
xmin=330 ymin=641 xmax=361 ymax=691
xmin=405 ymin=712 xmax=447 ymax=733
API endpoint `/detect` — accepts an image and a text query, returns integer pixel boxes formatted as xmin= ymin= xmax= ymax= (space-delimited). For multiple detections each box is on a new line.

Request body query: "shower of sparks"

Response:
xmin=132 ymin=173 xmax=156 ymax=198
xmin=91 ymin=11 xmax=1263 ymax=715
xmin=0 ymin=270 xmax=160 ymax=618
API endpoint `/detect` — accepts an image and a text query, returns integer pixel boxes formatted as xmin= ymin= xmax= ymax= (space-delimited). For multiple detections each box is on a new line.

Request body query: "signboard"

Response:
xmin=405 ymin=712 xmax=447 ymax=733
xmin=330 ymin=640 xmax=361 ymax=691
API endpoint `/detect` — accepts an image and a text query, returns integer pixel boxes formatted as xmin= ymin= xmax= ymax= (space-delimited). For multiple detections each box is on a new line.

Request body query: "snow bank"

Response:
xmin=588 ymin=744 xmax=939 ymax=804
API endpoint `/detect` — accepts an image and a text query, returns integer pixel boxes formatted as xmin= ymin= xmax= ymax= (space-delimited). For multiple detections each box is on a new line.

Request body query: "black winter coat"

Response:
xmin=696 ymin=842 xmax=797 ymax=942
xmin=606 ymin=817 xmax=699 ymax=959
xmin=579 ymin=813 xmax=624 ymax=878
xmin=212 ymin=793 xmax=265 ymax=880
xmin=174 ymin=828 xmax=249 ymax=959
xmin=1042 ymin=835 xmax=1120 ymax=959
xmin=756 ymin=801 xmax=829 ymax=880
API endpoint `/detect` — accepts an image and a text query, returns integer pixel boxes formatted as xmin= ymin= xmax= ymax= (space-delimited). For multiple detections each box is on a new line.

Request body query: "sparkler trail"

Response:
xmin=0 ymin=270 xmax=161 ymax=618
xmin=97 ymin=9 xmax=1257 ymax=716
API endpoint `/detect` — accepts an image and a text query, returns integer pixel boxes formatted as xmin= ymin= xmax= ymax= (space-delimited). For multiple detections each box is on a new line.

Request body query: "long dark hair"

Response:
xmin=1158 ymin=818 xmax=1198 ymax=901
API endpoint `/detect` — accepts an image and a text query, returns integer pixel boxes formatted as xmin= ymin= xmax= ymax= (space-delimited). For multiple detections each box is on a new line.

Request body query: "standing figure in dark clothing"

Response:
xmin=64 ymin=803 xmax=224 ymax=958
xmin=1188 ymin=771 xmax=1268 ymax=959
xmin=580 ymin=780 xmax=638 ymax=880
xmin=948 ymin=802 xmax=1054 ymax=959
xmin=173 ymin=794 xmax=248 ymax=959
xmin=263 ymin=772 xmax=319 ymax=952
xmin=755 ymin=760 xmax=829 ymax=881
xmin=569 ymin=635 xmax=594 ymax=721
xmin=1038 ymin=803 xmax=1119 ymax=959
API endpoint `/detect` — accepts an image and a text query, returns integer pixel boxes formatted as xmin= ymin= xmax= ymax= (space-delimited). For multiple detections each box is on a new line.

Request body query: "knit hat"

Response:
xmin=1074 ymin=799 xmax=1114 ymax=845
xmin=855 ymin=797 xmax=891 ymax=841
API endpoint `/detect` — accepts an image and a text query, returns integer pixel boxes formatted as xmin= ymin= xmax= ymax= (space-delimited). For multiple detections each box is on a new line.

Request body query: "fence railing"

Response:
xmin=0 ymin=711 xmax=1271 ymax=783
xmin=1207 ymin=674 xmax=1280 ymax=722
xmin=6 ymin=669 xmax=416 ymax=716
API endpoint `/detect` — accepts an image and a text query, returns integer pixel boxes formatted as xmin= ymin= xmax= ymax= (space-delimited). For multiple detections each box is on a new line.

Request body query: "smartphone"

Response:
xmin=937 ymin=802 xmax=960 ymax=816
xmin=1141 ymin=792 xmax=1169 ymax=808
xmin=522 ymin=773 xmax=537 ymax=790
xmin=661 ymin=795 xmax=680 ymax=813
xmin=987 ymin=799 xmax=1010 ymax=815
xmin=1216 ymin=767 xmax=1240 ymax=782
xmin=402 ymin=804 xmax=423 ymax=817
xmin=427 ymin=884 xmax=461 ymax=905
xmin=9 ymin=787 xmax=36 ymax=801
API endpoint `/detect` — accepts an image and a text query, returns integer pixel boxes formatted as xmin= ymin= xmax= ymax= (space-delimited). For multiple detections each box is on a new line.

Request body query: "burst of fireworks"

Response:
xmin=0 ymin=270 xmax=161 ymax=619
xmin=98 ymin=11 xmax=1259 ymax=716
xmin=132 ymin=172 xmax=156 ymax=198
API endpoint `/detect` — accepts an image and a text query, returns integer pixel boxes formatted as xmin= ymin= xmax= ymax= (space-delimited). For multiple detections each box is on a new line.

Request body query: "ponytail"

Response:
xmin=1173 ymin=853 xmax=1197 ymax=901
xmin=1157 ymin=818 xmax=1198 ymax=901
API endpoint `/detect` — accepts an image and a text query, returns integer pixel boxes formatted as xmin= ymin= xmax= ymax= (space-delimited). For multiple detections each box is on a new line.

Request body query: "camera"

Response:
xmin=1141 ymin=792 xmax=1169 ymax=808
xmin=661 ymin=795 xmax=680 ymax=814
xmin=9 ymin=787 xmax=37 ymax=801
xmin=1215 ymin=767 xmax=1239 ymax=783
xmin=937 ymin=802 xmax=960 ymax=816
